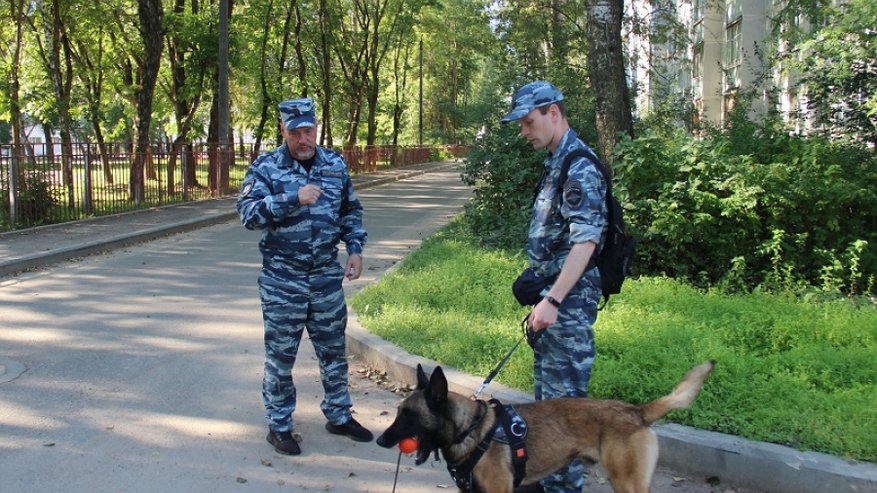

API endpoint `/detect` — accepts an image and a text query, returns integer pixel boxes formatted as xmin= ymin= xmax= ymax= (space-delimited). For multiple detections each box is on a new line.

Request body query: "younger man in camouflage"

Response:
xmin=501 ymin=81 xmax=608 ymax=493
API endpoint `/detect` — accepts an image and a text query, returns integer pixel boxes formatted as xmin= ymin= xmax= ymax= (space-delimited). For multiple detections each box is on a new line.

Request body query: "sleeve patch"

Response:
xmin=240 ymin=180 xmax=255 ymax=197
xmin=563 ymin=180 xmax=584 ymax=208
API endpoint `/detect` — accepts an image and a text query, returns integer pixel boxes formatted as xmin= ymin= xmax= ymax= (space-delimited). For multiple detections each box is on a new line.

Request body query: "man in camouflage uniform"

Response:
xmin=501 ymin=81 xmax=608 ymax=493
xmin=237 ymin=97 xmax=372 ymax=456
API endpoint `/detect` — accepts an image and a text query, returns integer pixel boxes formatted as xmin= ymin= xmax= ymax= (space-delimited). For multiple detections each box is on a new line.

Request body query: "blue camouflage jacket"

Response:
xmin=528 ymin=128 xmax=607 ymax=280
xmin=236 ymin=145 xmax=367 ymax=270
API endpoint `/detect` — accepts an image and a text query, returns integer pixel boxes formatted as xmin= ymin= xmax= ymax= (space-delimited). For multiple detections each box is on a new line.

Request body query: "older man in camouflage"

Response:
xmin=237 ymin=97 xmax=372 ymax=456
xmin=502 ymin=81 xmax=608 ymax=493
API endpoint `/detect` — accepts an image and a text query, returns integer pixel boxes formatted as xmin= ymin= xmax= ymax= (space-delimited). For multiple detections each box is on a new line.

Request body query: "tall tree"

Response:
xmin=315 ymin=0 xmax=336 ymax=146
xmin=586 ymin=0 xmax=633 ymax=165
xmin=389 ymin=20 xmax=413 ymax=147
xmin=69 ymin=13 xmax=116 ymax=185
xmin=162 ymin=0 xmax=212 ymax=192
xmin=333 ymin=0 xmax=368 ymax=145
xmin=417 ymin=0 xmax=495 ymax=143
xmin=1 ymin=0 xmax=28 ymax=223
xmin=131 ymin=0 xmax=164 ymax=203
xmin=362 ymin=0 xmax=406 ymax=145
xmin=32 ymin=0 xmax=76 ymax=207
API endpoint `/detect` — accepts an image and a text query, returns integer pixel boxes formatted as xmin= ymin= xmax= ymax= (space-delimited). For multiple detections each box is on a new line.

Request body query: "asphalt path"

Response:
xmin=0 ymin=169 xmax=765 ymax=493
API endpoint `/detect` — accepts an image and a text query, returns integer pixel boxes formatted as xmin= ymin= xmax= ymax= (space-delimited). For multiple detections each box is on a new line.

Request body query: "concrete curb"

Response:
xmin=345 ymin=314 xmax=877 ymax=493
xmin=0 ymin=213 xmax=238 ymax=278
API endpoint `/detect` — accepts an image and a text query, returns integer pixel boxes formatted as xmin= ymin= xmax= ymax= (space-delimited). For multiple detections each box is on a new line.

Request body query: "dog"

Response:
xmin=376 ymin=360 xmax=715 ymax=493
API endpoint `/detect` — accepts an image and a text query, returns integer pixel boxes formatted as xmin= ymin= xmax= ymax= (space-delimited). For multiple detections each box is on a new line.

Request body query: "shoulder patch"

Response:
xmin=321 ymin=170 xmax=344 ymax=178
xmin=563 ymin=180 xmax=583 ymax=208
xmin=240 ymin=180 xmax=255 ymax=197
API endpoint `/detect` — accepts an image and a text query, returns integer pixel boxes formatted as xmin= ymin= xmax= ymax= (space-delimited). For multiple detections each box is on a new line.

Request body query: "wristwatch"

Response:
xmin=545 ymin=295 xmax=562 ymax=308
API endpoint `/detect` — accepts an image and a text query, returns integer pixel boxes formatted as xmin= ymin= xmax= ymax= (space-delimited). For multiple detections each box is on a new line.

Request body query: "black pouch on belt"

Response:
xmin=511 ymin=267 xmax=556 ymax=307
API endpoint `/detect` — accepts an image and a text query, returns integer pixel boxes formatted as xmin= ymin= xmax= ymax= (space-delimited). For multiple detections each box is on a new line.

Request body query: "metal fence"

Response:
xmin=0 ymin=142 xmax=469 ymax=232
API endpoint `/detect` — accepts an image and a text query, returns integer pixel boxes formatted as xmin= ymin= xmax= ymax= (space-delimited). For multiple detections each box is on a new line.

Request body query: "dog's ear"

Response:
xmin=426 ymin=366 xmax=448 ymax=406
xmin=416 ymin=364 xmax=429 ymax=390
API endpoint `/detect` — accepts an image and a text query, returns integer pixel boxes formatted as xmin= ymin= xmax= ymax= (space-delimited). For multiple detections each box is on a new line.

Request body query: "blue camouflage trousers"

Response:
xmin=258 ymin=260 xmax=353 ymax=432
xmin=534 ymin=279 xmax=598 ymax=493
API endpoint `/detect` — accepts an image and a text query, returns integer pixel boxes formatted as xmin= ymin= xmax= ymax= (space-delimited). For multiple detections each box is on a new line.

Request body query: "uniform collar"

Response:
xmin=545 ymin=128 xmax=578 ymax=170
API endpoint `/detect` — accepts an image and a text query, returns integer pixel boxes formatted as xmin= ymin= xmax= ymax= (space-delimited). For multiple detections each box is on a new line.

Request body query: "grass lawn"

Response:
xmin=349 ymin=218 xmax=877 ymax=463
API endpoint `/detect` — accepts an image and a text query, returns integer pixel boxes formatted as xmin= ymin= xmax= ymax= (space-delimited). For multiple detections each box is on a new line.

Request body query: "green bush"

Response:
xmin=0 ymin=175 xmax=62 ymax=228
xmin=461 ymin=125 xmax=544 ymax=249
xmin=616 ymin=121 xmax=877 ymax=296
xmin=466 ymin=107 xmax=877 ymax=296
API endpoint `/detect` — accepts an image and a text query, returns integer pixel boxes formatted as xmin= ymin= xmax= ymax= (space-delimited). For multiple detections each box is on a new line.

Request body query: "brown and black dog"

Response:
xmin=377 ymin=361 xmax=715 ymax=493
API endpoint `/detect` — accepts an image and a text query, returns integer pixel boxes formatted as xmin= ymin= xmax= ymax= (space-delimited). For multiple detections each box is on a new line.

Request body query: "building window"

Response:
xmin=693 ymin=18 xmax=704 ymax=45
xmin=726 ymin=0 xmax=742 ymax=23
xmin=693 ymin=0 xmax=704 ymax=21
xmin=724 ymin=20 xmax=741 ymax=90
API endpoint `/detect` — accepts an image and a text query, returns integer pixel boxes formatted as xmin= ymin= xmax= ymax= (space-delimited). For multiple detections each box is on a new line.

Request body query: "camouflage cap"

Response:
xmin=500 ymin=81 xmax=564 ymax=124
xmin=279 ymin=98 xmax=316 ymax=131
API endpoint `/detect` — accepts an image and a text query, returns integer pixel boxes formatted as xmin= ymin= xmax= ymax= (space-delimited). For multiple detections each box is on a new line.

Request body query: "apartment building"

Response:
xmin=628 ymin=0 xmax=801 ymax=128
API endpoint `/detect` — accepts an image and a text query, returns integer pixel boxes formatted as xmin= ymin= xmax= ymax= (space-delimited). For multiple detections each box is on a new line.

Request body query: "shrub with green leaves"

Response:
xmin=615 ymin=120 xmax=877 ymax=296
xmin=461 ymin=125 xmax=544 ymax=249
xmin=464 ymin=110 xmax=876 ymax=296
xmin=0 ymin=175 xmax=62 ymax=228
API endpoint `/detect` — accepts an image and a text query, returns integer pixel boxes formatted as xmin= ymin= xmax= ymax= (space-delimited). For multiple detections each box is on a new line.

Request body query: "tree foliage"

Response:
xmin=776 ymin=0 xmax=877 ymax=147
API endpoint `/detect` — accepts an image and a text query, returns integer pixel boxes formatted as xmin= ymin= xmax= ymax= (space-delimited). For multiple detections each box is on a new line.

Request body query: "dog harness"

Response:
xmin=445 ymin=399 xmax=529 ymax=493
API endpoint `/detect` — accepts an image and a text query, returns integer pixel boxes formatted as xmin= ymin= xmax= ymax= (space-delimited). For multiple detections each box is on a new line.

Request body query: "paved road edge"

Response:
xmin=0 ymin=164 xmax=452 ymax=279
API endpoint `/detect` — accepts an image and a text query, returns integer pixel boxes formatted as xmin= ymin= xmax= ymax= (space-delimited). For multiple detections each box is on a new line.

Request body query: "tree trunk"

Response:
xmin=254 ymin=0 xmax=275 ymax=155
xmin=318 ymin=0 xmax=333 ymax=147
xmin=131 ymin=0 xmax=164 ymax=203
xmin=391 ymin=29 xmax=410 ymax=149
xmin=6 ymin=0 xmax=27 ymax=225
xmin=586 ymin=0 xmax=634 ymax=167
xmin=47 ymin=0 xmax=76 ymax=208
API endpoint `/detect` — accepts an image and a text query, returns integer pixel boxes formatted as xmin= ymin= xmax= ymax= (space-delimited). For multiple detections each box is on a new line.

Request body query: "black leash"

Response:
xmin=391 ymin=450 xmax=402 ymax=493
xmin=473 ymin=314 xmax=540 ymax=398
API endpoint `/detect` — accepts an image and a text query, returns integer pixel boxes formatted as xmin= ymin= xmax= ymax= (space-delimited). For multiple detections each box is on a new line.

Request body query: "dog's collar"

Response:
xmin=450 ymin=399 xmax=489 ymax=445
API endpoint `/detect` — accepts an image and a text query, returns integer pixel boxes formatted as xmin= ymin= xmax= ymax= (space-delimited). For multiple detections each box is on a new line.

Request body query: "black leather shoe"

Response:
xmin=325 ymin=417 xmax=373 ymax=442
xmin=266 ymin=430 xmax=301 ymax=455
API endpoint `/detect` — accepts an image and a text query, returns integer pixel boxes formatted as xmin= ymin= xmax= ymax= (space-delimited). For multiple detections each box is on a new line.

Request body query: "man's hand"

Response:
xmin=528 ymin=298 xmax=559 ymax=332
xmin=345 ymin=254 xmax=363 ymax=281
xmin=298 ymin=184 xmax=322 ymax=205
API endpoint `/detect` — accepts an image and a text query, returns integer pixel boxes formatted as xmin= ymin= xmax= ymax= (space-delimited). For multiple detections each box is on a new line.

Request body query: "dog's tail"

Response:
xmin=641 ymin=360 xmax=715 ymax=424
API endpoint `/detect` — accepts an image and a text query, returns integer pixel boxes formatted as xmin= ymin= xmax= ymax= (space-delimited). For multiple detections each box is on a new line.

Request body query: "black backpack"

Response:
xmin=558 ymin=148 xmax=637 ymax=308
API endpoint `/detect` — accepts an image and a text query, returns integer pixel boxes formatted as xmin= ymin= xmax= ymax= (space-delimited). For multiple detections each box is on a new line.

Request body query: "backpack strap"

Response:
xmin=560 ymin=147 xmax=612 ymax=204
xmin=531 ymin=147 xmax=610 ymax=209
